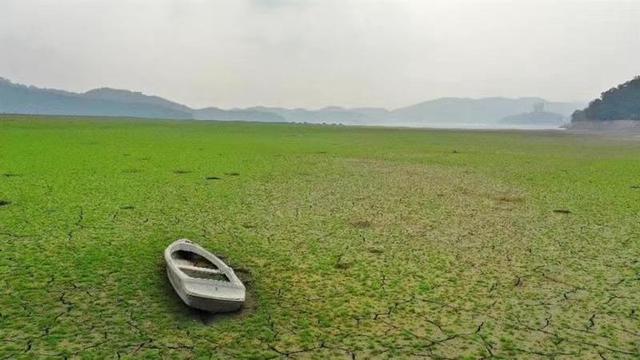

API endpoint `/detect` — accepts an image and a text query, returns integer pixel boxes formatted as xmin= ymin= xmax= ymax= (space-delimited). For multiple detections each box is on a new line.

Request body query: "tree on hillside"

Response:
xmin=572 ymin=76 xmax=640 ymax=121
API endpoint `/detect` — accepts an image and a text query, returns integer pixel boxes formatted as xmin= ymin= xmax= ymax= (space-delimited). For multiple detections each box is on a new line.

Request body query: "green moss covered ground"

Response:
xmin=1 ymin=116 xmax=639 ymax=358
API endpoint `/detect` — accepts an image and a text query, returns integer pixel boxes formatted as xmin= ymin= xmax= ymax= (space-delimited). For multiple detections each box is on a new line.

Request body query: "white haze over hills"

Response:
xmin=1 ymin=0 xmax=638 ymax=111
xmin=0 ymin=77 xmax=585 ymax=129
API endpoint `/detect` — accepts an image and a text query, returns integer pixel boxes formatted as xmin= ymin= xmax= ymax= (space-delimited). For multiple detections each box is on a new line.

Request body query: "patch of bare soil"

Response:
xmin=350 ymin=220 xmax=371 ymax=229
xmin=494 ymin=195 xmax=524 ymax=203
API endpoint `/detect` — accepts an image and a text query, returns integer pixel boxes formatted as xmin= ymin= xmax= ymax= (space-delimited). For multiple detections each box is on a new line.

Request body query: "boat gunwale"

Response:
xmin=165 ymin=239 xmax=246 ymax=301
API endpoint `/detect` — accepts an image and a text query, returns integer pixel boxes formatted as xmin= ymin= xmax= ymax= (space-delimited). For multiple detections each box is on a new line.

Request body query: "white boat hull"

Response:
xmin=165 ymin=239 xmax=245 ymax=313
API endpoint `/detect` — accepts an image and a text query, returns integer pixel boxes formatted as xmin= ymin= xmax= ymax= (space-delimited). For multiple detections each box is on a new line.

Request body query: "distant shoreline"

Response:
xmin=567 ymin=120 xmax=640 ymax=131
xmin=565 ymin=120 xmax=640 ymax=140
xmin=0 ymin=113 xmax=567 ymax=133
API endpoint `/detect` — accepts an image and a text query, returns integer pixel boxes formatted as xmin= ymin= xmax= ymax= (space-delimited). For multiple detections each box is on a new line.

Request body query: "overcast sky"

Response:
xmin=1 ymin=0 xmax=639 ymax=109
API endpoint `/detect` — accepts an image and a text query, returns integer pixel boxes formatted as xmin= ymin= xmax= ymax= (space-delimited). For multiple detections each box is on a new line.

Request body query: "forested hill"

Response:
xmin=573 ymin=76 xmax=640 ymax=122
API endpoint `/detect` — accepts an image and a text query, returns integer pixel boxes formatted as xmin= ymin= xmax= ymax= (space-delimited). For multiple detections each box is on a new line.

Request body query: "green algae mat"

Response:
xmin=1 ymin=116 xmax=639 ymax=359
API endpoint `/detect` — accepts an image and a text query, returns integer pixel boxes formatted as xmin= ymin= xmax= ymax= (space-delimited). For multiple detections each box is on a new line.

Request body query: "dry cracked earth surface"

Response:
xmin=0 ymin=116 xmax=639 ymax=359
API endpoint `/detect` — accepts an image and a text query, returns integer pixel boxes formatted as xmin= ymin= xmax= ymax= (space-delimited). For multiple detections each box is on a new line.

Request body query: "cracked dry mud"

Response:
xmin=0 ymin=117 xmax=639 ymax=358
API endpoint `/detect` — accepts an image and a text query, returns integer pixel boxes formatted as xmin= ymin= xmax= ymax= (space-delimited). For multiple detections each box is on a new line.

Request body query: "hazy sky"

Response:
xmin=1 ymin=0 xmax=639 ymax=109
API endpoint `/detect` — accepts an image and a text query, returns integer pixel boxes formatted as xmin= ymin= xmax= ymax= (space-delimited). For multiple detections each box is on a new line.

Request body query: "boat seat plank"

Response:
xmin=178 ymin=265 xmax=221 ymax=274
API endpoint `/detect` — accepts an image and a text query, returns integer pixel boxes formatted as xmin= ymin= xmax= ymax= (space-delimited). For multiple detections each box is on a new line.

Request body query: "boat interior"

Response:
xmin=172 ymin=250 xmax=230 ymax=282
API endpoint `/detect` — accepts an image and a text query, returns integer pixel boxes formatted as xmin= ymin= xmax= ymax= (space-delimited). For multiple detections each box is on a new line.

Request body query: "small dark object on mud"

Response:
xmin=2 ymin=173 xmax=20 ymax=177
xmin=206 ymin=176 xmax=221 ymax=180
xmin=0 ymin=200 xmax=11 ymax=207
xmin=553 ymin=209 xmax=572 ymax=214
xmin=514 ymin=276 xmax=523 ymax=287
xmin=335 ymin=254 xmax=353 ymax=270
xmin=351 ymin=220 xmax=371 ymax=229
xmin=225 ymin=172 xmax=240 ymax=176
xmin=174 ymin=170 xmax=192 ymax=174
xmin=120 ymin=205 xmax=135 ymax=210
xmin=495 ymin=195 xmax=524 ymax=203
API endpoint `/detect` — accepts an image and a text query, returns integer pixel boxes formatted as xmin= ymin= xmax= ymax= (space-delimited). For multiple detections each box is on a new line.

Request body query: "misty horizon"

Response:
xmin=2 ymin=0 xmax=639 ymax=109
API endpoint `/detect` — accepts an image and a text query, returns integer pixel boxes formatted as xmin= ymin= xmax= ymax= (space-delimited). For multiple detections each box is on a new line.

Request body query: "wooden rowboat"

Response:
xmin=165 ymin=239 xmax=245 ymax=313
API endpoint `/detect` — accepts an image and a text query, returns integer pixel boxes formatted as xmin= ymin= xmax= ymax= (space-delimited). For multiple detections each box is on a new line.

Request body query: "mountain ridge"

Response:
xmin=0 ymin=77 xmax=585 ymax=127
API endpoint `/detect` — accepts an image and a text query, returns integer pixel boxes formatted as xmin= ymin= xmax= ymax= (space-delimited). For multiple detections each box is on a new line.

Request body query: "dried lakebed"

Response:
xmin=0 ymin=116 xmax=639 ymax=358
